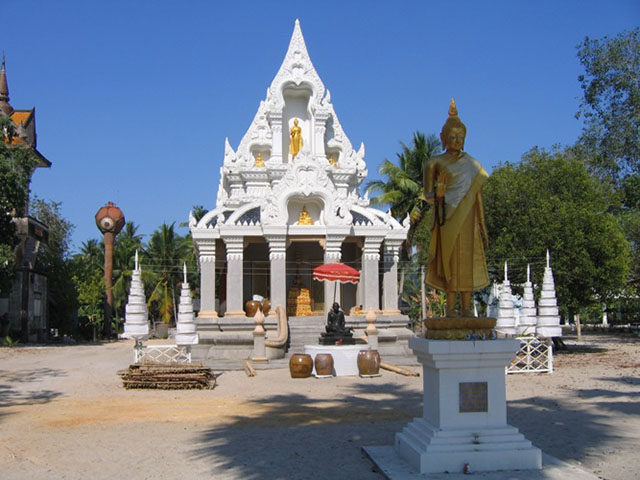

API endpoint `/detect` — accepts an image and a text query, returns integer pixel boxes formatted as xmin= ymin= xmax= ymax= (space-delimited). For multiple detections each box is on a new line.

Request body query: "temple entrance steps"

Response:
xmin=285 ymin=315 xmax=327 ymax=357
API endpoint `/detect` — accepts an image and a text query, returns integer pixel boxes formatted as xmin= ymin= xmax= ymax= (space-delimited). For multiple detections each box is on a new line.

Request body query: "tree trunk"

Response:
xmin=420 ymin=265 xmax=427 ymax=321
xmin=398 ymin=264 xmax=406 ymax=298
xmin=575 ymin=313 xmax=583 ymax=342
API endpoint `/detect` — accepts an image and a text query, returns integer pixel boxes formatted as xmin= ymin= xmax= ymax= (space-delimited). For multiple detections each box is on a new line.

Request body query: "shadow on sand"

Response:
xmin=190 ymin=382 xmax=422 ymax=479
xmin=0 ymin=367 xmax=65 ymax=422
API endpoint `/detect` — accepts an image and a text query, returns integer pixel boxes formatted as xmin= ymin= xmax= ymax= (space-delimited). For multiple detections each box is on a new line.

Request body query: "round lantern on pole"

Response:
xmin=95 ymin=201 xmax=125 ymax=339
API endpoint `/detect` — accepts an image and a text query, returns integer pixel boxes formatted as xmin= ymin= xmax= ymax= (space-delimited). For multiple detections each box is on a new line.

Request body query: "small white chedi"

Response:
xmin=517 ymin=264 xmax=538 ymax=336
xmin=496 ymin=262 xmax=516 ymax=335
xmin=175 ymin=263 xmax=199 ymax=346
xmin=123 ymin=250 xmax=149 ymax=342
xmin=536 ymin=250 xmax=562 ymax=338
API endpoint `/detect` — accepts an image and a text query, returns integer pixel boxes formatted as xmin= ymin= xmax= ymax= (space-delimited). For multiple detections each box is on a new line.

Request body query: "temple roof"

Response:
xmin=0 ymin=57 xmax=51 ymax=168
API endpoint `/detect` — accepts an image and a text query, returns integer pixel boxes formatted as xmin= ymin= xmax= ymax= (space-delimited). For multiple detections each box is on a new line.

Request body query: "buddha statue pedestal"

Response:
xmin=424 ymin=316 xmax=497 ymax=340
xmin=392 ymin=337 xmax=542 ymax=473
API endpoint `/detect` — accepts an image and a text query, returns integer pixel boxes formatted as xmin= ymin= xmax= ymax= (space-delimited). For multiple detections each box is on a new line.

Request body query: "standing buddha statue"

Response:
xmin=289 ymin=118 xmax=302 ymax=159
xmin=423 ymin=99 xmax=490 ymax=319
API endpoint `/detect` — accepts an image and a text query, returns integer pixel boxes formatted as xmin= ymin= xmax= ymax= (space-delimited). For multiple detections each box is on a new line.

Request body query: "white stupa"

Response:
xmin=175 ymin=263 xmax=199 ymax=346
xmin=517 ymin=264 xmax=537 ymax=336
xmin=486 ymin=281 xmax=501 ymax=318
xmin=123 ymin=250 xmax=150 ymax=342
xmin=496 ymin=262 xmax=516 ymax=335
xmin=536 ymin=251 xmax=562 ymax=338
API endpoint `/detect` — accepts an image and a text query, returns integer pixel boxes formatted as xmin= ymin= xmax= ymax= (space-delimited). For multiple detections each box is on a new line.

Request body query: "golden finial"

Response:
xmin=448 ymin=98 xmax=458 ymax=117
xmin=254 ymin=152 xmax=265 ymax=167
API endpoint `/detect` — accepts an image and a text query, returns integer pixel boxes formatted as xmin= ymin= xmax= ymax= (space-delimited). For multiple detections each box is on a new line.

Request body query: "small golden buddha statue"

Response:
xmin=254 ymin=152 xmax=265 ymax=167
xmin=290 ymin=118 xmax=302 ymax=159
xmin=298 ymin=205 xmax=313 ymax=225
xmin=328 ymin=154 xmax=338 ymax=168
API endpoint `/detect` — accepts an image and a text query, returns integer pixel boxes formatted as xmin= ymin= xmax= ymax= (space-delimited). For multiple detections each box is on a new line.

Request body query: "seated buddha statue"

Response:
xmin=298 ymin=206 xmax=313 ymax=225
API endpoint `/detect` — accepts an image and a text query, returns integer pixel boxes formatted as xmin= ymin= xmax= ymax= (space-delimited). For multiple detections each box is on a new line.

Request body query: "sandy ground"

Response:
xmin=0 ymin=332 xmax=638 ymax=480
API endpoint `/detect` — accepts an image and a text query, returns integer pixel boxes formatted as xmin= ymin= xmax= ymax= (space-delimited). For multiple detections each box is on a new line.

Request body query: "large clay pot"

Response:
xmin=357 ymin=349 xmax=381 ymax=376
xmin=289 ymin=353 xmax=313 ymax=378
xmin=245 ymin=300 xmax=261 ymax=317
xmin=314 ymin=353 xmax=334 ymax=376
xmin=262 ymin=299 xmax=271 ymax=317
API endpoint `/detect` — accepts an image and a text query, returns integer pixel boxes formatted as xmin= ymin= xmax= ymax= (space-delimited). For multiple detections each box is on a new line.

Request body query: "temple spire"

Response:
xmin=0 ymin=53 xmax=13 ymax=116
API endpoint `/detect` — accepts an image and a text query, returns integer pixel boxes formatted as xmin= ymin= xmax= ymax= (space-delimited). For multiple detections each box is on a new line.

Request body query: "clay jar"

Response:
xmin=245 ymin=300 xmax=261 ymax=317
xmin=314 ymin=353 xmax=334 ymax=376
xmin=357 ymin=349 xmax=381 ymax=376
xmin=289 ymin=353 xmax=313 ymax=378
xmin=262 ymin=299 xmax=271 ymax=317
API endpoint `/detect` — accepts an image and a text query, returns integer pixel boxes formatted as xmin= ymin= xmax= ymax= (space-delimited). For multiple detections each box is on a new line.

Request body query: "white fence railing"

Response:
xmin=134 ymin=344 xmax=191 ymax=364
xmin=507 ymin=337 xmax=553 ymax=374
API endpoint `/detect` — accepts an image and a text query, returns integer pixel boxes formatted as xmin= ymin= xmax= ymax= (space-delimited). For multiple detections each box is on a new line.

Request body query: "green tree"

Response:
xmin=31 ymin=198 xmax=77 ymax=335
xmin=576 ymin=27 xmax=640 ymax=182
xmin=484 ymin=147 xmax=630 ymax=315
xmin=366 ymin=132 xmax=440 ymax=295
xmin=143 ymin=222 xmax=191 ymax=324
xmin=73 ymin=270 xmax=104 ymax=343
xmin=0 ymin=116 xmax=37 ymax=294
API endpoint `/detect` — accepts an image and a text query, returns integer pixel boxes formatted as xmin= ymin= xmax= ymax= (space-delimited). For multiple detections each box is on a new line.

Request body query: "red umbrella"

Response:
xmin=313 ymin=263 xmax=360 ymax=283
xmin=313 ymin=263 xmax=360 ymax=305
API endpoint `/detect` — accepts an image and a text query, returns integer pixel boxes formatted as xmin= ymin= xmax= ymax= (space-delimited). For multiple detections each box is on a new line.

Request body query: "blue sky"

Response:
xmin=2 ymin=1 xmax=638 ymax=251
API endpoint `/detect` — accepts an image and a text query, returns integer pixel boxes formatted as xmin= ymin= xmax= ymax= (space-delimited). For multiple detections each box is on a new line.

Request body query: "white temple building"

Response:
xmin=189 ymin=20 xmax=411 ymax=363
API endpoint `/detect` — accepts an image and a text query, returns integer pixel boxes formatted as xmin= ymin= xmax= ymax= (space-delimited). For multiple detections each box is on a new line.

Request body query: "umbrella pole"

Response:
xmin=334 ymin=282 xmax=337 ymax=304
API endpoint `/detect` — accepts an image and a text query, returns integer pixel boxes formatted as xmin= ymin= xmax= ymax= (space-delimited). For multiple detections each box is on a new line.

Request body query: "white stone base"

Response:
xmin=395 ymin=418 xmax=541 ymax=473
xmin=394 ymin=338 xmax=541 ymax=474
xmin=304 ymin=344 xmax=370 ymax=376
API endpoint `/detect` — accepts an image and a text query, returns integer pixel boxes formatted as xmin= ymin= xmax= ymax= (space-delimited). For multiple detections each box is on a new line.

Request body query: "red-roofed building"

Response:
xmin=0 ymin=55 xmax=52 ymax=342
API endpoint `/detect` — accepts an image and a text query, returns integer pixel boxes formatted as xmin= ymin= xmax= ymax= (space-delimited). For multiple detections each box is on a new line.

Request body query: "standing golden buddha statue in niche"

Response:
xmin=254 ymin=152 xmax=265 ymax=167
xmin=424 ymin=99 xmax=490 ymax=321
xmin=290 ymin=118 xmax=302 ymax=159
xmin=328 ymin=154 xmax=338 ymax=168
xmin=298 ymin=205 xmax=313 ymax=225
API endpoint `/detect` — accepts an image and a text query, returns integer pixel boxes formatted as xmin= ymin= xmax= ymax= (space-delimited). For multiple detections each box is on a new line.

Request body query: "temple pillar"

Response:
xmin=197 ymin=239 xmax=218 ymax=320
xmin=270 ymin=114 xmax=283 ymax=164
xmin=323 ymin=236 xmax=344 ymax=314
xmin=313 ymin=111 xmax=329 ymax=162
xmin=363 ymin=237 xmax=383 ymax=312
xmin=382 ymin=240 xmax=402 ymax=314
xmin=266 ymin=234 xmax=287 ymax=316
xmin=223 ymin=236 xmax=245 ymax=316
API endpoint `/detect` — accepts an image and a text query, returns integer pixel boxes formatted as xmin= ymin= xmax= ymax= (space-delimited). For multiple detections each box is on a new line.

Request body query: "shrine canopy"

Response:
xmin=313 ymin=263 xmax=360 ymax=284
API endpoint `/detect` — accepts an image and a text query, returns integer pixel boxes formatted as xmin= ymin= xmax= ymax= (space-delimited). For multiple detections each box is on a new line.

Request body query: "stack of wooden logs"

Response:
xmin=118 ymin=362 xmax=215 ymax=389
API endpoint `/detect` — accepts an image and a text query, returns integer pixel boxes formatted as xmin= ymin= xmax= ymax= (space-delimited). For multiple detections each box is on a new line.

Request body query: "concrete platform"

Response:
xmin=363 ymin=446 xmax=599 ymax=479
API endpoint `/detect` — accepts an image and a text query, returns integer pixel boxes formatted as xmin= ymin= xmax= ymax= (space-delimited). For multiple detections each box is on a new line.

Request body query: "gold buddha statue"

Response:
xmin=254 ymin=152 xmax=265 ymax=167
xmin=424 ymin=98 xmax=490 ymax=318
xmin=298 ymin=205 xmax=313 ymax=225
xmin=290 ymin=118 xmax=302 ymax=159
xmin=328 ymin=154 xmax=338 ymax=168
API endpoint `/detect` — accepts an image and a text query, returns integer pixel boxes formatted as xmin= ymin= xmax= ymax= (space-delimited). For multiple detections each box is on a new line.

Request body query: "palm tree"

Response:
xmin=143 ymin=222 xmax=191 ymax=324
xmin=365 ymin=132 xmax=441 ymax=296
xmin=111 ymin=222 xmax=144 ymax=322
